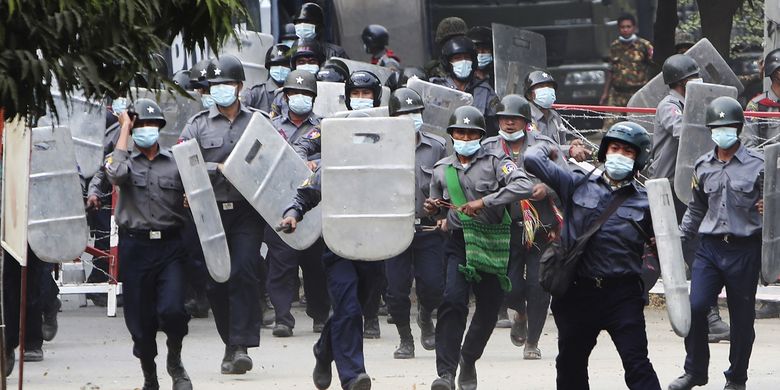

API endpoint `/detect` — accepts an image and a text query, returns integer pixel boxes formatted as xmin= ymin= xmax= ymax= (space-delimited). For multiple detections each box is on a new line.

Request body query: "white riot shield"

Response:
xmin=38 ymin=91 xmax=105 ymax=178
xmin=407 ymin=78 xmax=474 ymax=139
xmin=762 ymin=143 xmax=780 ymax=284
xmin=172 ymin=140 xmax=231 ymax=283
xmin=646 ymin=179 xmax=691 ymax=337
xmin=321 ymin=117 xmax=415 ymax=260
xmin=132 ymin=88 xmax=202 ymax=148
xmin=220 ymin=30 xmax=275 ymax=89
xmin=221 ymin=113 xmax=322 ymax=250
xmin=331 ymin=106 xmax=389 ymax=118
xmin=492 ymin=24 xmax=547 ymax=97
xmin=628 ymin=39 xmax=744 ymax=130
xmin=28 ymin=126 xmax=89 ymax=262
xmin=333 ymin=58 xmax=394 ymax=85
xmin=1 ymin=116 xmax=31 ymax=265
xmin=313 ymin=81 xmax=348 ymax=118
xmin=673 ymin=83 xmax=738 ymax=204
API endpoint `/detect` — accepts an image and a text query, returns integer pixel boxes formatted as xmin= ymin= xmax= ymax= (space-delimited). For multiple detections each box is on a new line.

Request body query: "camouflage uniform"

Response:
xmin=742 ymin=89 xmax=780 ymax=148
xmin=604 ymin=38 xmax=653 ymax=128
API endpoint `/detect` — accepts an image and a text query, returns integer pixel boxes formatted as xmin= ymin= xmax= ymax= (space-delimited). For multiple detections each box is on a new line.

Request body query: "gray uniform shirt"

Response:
xmin=106 ymin=148 xmax=186 ymax=230
xmin=429 ymin=147 xmax=534 ymax=230
xmin=241 ymin=80 xmax=276 ymax=113
xmin=415 ymin=132 xmax=448 ymax=219
xmin=650 ymin=90 xmax=684 ymax=181
xmin=270 ymin=111 xmax=321 ymax=144
xmin=680 ymin=144 xmax=764 ymax=238
xmin=530 ymin=103 xmax=568 ymax=146
xmin=430 ymin=76 xmax=500 ymax=136
xmin=179 ymin=103 xmax=258 ymax=202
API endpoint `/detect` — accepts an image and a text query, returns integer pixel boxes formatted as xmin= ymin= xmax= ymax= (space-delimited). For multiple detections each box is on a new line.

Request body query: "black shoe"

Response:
xmin=708 ymin=306 xmax=730 ymax=343
xmin=220 ymin=345 xmax=234 ymax=374
xmin=167 ymin=340 xmax=192 ymax=390
xmin=4 ymin=349 xmax=14 ymax=377
xmin=312 ymin=345 xmax=332 ymax=390
xmin=231 ymin=346 xmax=252 ymax=373
xmin=141 ymin=359 xmax=160 ymax=390
xmin=363 ymin=317 xmax=380 ymax=339
xmin=347 ymin=373 xmax=372 ymax=390
xmin=313 ymin=318 xmax=325 ymax=333
xmin=259 ymin=297 xmax=275 ymax=327
xmin=755 ymin=301 xmax=780 ymax=319
xmin=431 ymin=373 xmax=455 ymax=390
xmin=495 ymin=308 xmax=512 ymax=328
xmin=42 ymin=297 xmax=61 ymax=341
xmin=23 ymin=348 xmax=43 ymax=362
xmin=417 ymin=308 xmax=436 ymax=351
xmin=724 ymin=381 xmax=746 ymax=390
xmin=394 ymin=338 xmax=415 ymax=359
xmin=510 ymin=312 xmax=527 ymax=347
xmin=457 ymin=358 xmax=477 ymax=390
xmin=668 ymin=373 xmax=707 ymax=390
xmin=273 ymin=324 xmax=293 ymax=337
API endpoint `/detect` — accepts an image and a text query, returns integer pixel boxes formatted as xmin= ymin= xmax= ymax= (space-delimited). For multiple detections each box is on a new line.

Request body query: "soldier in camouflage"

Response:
xmin=742 ymin=48 xmax=780 ymax=150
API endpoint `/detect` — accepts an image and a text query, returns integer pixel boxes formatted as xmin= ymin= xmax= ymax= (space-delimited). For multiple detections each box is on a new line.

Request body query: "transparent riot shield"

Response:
xmin=646 ymin=178 xmax=691 ymax=337
xmin=333 ymin=58 xmax=394 ymax=85
xmin=220 ymin=29 xmax=275 ymax=89
xmin=762 ymin=143 xmax=780 ymax=284
xmin=221 ymin=113 xmax=322 ymax=250
xmin=313 ymin=81 xmax=348 ymax=118
xmin=491 ymin=23 xmax=547 ymax=97
xmin=331 ymin=106 xmax=389 ymax=118
xmin=131 ymin=88 xmax=202 ymax=149
xmin=674 ymin=83 xmax=738 ymax=204
xmin=320 ymin=117 xmax=416 ymax=260
xmin=407 ymin=78 xmax=473 ymax=140
xmin=172 ymin=139 xmax=231 ymax=283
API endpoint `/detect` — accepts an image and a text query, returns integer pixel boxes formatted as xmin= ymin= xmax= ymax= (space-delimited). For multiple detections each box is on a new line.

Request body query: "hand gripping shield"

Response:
xmin=221 ymin=113 xmax=322 ymax=250
xmin=407 ymin=78 xmax=473 ymax=139
xmin=220 ymin=29 xmax=275 ymax=89
xmin=673 ymin=82 xmax=738 ymax=204
xmin=646 ymin=178 xmax=691 ymax=337
xmin=320 ymin=117 xmax=415 ymax=260
xmin=172 ymin=140 xmax=231 ymax=283
xmin=27 ymin=126 xmax=89 ymax=262
xmin=132 ymin=88 xmax=202 ymax=149
xmin=762 ymin=143 xmax=780 ymax=284
xmin=38 ymin=91 xmax=105 ymax=178
xmin=333 ymin=58 xmax=394 ymax=85
xmin=491 ymin=23 xmax=547 ymax=97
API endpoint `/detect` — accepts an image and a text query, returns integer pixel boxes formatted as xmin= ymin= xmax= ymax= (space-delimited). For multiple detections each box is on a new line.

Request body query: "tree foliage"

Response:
xmin=0 ymin=0 xmax=248 ymax=119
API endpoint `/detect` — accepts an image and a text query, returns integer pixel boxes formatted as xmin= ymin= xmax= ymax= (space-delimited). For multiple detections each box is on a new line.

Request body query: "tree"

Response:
xmin=697 ymin=0 xmax=744 ymax=57
xmin=0 ymin=0 xmax=249 ymax=120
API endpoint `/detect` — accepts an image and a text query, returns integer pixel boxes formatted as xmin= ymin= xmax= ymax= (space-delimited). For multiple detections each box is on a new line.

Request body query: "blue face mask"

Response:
xmin=477 ymin=53 xmax=493 ymax=69
xmin=499 ymin=129 xmax=525 ymax=142
xmin=604 ymin=153 xmax=635 ymax=180
xmin=533 ymin=87 xmax=556 ymax=109
xmin=711 ymin=126 xmax=739 ymax=149
xmin=297 ymin=64 xmax=320 ymax=75
xmin=288 ymin=94 xmax=313 ymax=115
xmin=453 ymin=139 xmax=481 ymax=157
xmin=270 ymin=66 xmax=290 ymax=84
xmin=200 ymin=94 xmax=215 ymax=109
xmin=132 ymin=126 xmax=160 ymax=149
xmin=451 ymin=60 xmax=473 ymax=80
xmin=281 ymin=39 xmax=296 ymax=48
xmin=350 ymin=97 xmax=374 ymax=110
xmin=112 ymin=97 xmax=128 ymax=115
xmin=404 ymin=113 xmax=423 ymax=132
xmin=210 ymin=84 xmax=237 ymax=107
xmin=295 ymin=23 xmax=317 ymax=39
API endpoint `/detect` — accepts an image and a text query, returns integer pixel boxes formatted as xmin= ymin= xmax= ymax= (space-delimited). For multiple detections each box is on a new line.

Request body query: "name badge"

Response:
xmin=222 ymin=202 xmax=234 ymax=210
xmin=149 ymin=231 xmax=162 ymax=240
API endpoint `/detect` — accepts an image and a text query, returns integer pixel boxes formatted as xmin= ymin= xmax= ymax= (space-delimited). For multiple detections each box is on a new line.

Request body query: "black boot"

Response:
xmin=755 ymin=301 xmax=780 ymax=319
xmin=393 ymin=325 xmax=415 ymax=359
xmin=707 ymin=306 xmax=730 ymax=343
xmin=42 ymin=297 xmax=61 ymax=341
xmin=495 ymin=305 xmax=511 ymax=328
xmin=4 ymin=349 xmax=14 ymax=377
xmin=417 ymin=306 xmax=436 ymax=351
xmin=667 ymin=372 xmax=707 ymax=390
xmin=457 ymin=357 xmax=477 ymax=390
xmin=231 ymin=345 xmax=253 ymax=373
xmin=312 ymin=344 xmax=332 ymax=390
xmin=363 ymin=317 xmax=380 ymax=339
xmin=141 ymin=359 xmax=160 ymax=390
xmin=167 ymin=339 xmax=192 ymax=390
xmin=260 ymin=294 xmax=275 ymax=327
xmin=431 ymin=373 xmax=455 ymax=390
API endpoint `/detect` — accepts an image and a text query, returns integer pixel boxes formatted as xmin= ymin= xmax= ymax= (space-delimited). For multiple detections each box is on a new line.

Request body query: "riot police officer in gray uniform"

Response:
xmin=271 ymin=39 xmax=326 ymax=118
xmin=241 ymin=43 xmax=291 ymax=113
xmin=292 ymin=2 xmax=349 ymax=60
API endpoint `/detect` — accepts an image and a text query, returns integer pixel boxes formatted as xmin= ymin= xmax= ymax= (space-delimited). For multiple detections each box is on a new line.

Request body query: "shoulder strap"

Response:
xmin=569 ymin=187 xmax=632 ymax=253
xmin=445 ymin=165 xmax=471 ymax=221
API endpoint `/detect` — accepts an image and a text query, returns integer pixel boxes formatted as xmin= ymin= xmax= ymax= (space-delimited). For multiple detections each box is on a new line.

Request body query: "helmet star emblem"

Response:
xmin=200 ymin=69 xmax=207 ymax=77
xmin=214 ymin=68 xmax=222 ymax=76
xmin=405 ymin=98 xmax=413 ymax=105
xmin=277 ymin=50 xmax=283 ymax=56
xmin=296 ymin=76 xmax=304 ymax=84
xmin=719 ymin=112 xmax=725 ymax=118
xmin=463 ymin=117 xmax=470 ymax=124
xmin=147 ymin=106 xmax=155 ymax=113
xmin=542 ymin=72 xmax=549 ymax=78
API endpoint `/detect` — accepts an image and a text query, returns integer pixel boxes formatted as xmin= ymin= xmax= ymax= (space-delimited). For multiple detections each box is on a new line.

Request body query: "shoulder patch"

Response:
xmin=501 ymin=161 xmax=518 ymax=175
xmin=306 ymin=129 xmax=321 ymax=139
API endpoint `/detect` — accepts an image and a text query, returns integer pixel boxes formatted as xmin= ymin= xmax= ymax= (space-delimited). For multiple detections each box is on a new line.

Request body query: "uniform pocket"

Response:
xmin=728 ymin=179 xmax=757 ymax=208
xmin=131 ymin=172 xmax=147 ymax=187
xmin=159 ymin=176 xmax=183 ymax=191
xmin=201 ymin=136 xmax=224 ymax=149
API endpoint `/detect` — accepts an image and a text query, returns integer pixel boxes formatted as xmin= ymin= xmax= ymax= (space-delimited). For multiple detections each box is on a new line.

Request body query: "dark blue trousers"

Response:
xmin=314 ymin=248 xmax=384 ymax=389
xmin=384 ymin=230 xmax=446 ymax=326
xmin=208 ymin=202 xmax=264 ymax=347
xmin=551 ymin=275 xmax=660 ymax=390
xmin=119 ymin=231 xmax=189 ymax=361
xmin=3 ymin=248 xmax=48 ymax=351
xmin=181 ymin=215 xmax=210 ymax=299
xmin=86 ymin=199 xmax=112 ymax=283
xmin=684 ymin=235 xmax=761 ymax=385
xmin=264 ymin=226 xmax=330 ymax=328
xmin=435 ymin=230 xmax=505 ymax=377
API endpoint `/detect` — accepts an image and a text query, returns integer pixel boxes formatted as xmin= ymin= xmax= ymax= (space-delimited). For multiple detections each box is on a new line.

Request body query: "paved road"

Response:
xmin=7 ymin=300 xmax=780 ymax=389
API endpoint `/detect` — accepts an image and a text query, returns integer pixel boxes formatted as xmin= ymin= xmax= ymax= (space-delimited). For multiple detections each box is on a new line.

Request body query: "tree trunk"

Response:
xmin=653 ymin=0 xmax=679 ymax=68
xmin=697 ymin=0 xmax=743 ymax=60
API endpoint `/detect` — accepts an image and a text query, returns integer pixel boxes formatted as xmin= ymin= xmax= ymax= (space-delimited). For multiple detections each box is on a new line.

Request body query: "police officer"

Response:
xmin=425 ymin=17 xmax=469 ymax=79
xmin=293 ymin=2 xmax=349 ymax=60
xmin=188 ymin=58 xmax=216 ymax=111
xmin=384 ymin=87 xmax=447 ymax=359
xmin=242 ymin=44 xmax=291 ymax=113
xmin=524 ymin=70 xmax=591 ymax=163
xmin=425 ymin=106 xmax=534 ymax=390
xmin=742 ymin=48 xmax=780 ymax=149
xmin=431 ymin=36 xmax=500 ymax=137
xmin=271 ymin=39 xmax=326 ymax=118
xmin=265 ymin=69 xmax=330 ymax=338
xmin=317 ymin=59 xmax=350 ymax=83
xmin=482 ymin=95 xmax=565 ymax=360
xmin=345 ymin=70 xmax=382 ymax=111
xmin=524 ymin=121 xmax=662 ymax=389
xmin=466 ymin=26 xmax=494 ymax=87
xmin=668 ymin=97 xmax=764 ymax=390
xmin=179 ymin=55 xmax=265 ymax=375
xmin=362 ymin=24 xmax=400 ymax=70
xmin=107 ymin=99 xmax=191 ymax=390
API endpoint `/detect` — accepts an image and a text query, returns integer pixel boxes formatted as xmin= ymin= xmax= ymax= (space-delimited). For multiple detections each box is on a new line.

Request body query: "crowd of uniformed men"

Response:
xmin=4 ymin=4 xmax=776 ymax=390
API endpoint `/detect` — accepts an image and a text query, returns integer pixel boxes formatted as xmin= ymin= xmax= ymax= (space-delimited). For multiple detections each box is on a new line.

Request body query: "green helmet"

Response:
xmin=389 ymin=88 xmax=424 ymax=116
xmin=130 ymin=98 xmax=167 ymax=128
xmin=447 ymin=106 xmax=485 ymax=136
xmin=496 ymin=95 xmax=532 ymax=122
xmin=435 ymin=17 xmax=468 ymax=45
xmin=597 ymin=121 xmax=651 ymax=171
xmin=705 ymin=96 xmax=744 ymax=128
xmin=662 ymin=54 xmax=699 ymax=85
xmin=283 ymin=69 xmax=318 ymax=95
xmin=209 ymin=55 xmax=245 ymax=83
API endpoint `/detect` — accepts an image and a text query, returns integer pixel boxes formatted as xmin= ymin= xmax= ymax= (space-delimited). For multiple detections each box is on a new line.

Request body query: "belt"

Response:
xmin=120 ymin=227 xmax=181 ymax=241
xmin=573 ymin=275 xmax=640 ymax=289
xmin=706 ymin=233 xmax=760 ymax=244
xmin=613 ymin=85 xmax=642 ymax=93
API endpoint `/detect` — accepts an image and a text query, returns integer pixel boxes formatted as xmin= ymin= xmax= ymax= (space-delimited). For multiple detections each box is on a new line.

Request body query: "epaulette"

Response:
xmin=746 ymin=147 xmax=765 ymax=161
xmin=423 ymin=131 xmax=447 ymax=147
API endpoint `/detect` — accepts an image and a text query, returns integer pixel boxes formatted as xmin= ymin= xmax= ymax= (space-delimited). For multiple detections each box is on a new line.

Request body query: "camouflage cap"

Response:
xmin=674 ymin=31 xmax=696 ymax=48
xmin=435 ymin=17 xmax=468 ymax=45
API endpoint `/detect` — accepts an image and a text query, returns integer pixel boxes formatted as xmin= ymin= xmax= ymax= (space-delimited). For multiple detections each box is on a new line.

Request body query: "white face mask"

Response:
xmin=451 ymin=60 xmax=473 ymax=80
xmin=297 ymin=64 xmax=320 ymax=75
xmin=499 ymin=130 xmax=525 ymax=142
xmin=403 ymin=113 xmax=423 ymax=132
xmin=294 ymin=23 xmax=317 ymax=40
xmin=349 ymin=97 xmax=374 ymax=110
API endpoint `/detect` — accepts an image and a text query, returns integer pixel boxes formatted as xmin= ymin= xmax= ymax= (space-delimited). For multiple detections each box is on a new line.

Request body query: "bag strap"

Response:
xmin=568 ymin=186 xmax=632 ymax=255
xmin=445 ymin=165 xmax=471 ymax=221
